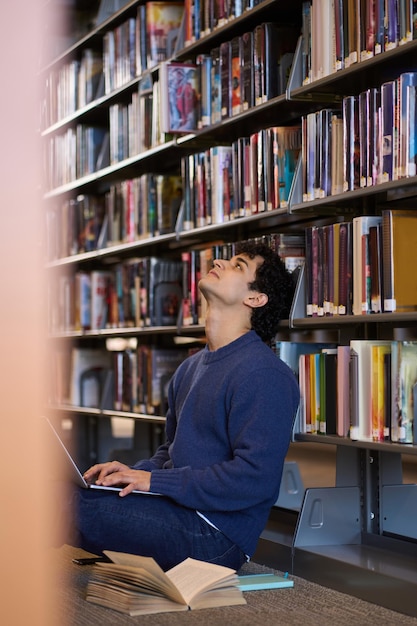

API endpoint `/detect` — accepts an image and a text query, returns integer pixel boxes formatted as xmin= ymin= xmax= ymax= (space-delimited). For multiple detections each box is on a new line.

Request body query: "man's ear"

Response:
xmin=244 ymin=292 xmax=268 ymax=308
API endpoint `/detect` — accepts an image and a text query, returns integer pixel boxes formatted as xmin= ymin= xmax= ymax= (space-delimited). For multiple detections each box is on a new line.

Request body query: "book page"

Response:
xmin=166 ymin=558 xmax=237 ymax=605
xmin=103 ymin=551 xmax=185 ymax=604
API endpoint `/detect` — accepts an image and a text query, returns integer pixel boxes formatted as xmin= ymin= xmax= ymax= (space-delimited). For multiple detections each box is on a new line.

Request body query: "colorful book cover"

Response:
xmin=220 ymin=40 xmax=231 ymax=120
xmin=312 ymin=352 xmax=320 ymax=434
xmin=162 ymin=61 xmax=200 ymax=133
xmin=382 ymin=209 xmax=417 ymax=313
xmin=231 ymin=36 xmax=241 ymax=116
xmin=350 ymin=340 xmax=392 ymax=441
xmin=399 ymin=72 xmax=417 ymax=178
xmin=298 ymin=353 xmax=307 ymax=432
xmin=406 ymin=83 xmax=417 ymax=177
xmin=272 ymin=125 xmax=302 ymax=208
xmin=371 ymin=343 xmax=391 ymax=441
xmin=391 ymin=341 xmax=417 ymax=443
xmin=237 ymin=574 xmax=293 ymax=591
xmin=146 ymin=2 xmax=184 ymax=68
xmin=197 ymin=53 xmax=212 ymax=128
xmin=210 ymin=46 xmax=221 ymax=124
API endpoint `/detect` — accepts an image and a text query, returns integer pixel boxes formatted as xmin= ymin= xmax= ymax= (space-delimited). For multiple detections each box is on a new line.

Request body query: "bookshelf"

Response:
xmin=43 ymin=0 xmax=417 ymax=616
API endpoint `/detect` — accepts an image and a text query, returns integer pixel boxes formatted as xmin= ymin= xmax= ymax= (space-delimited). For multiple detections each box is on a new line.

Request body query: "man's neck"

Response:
xmin=204 ymin=307 xmax=251 ymax=351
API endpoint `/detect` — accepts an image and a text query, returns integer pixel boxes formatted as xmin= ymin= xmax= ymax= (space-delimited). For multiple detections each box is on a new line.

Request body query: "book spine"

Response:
xmin=231 ymin=37 xmax=241 ymax=116
xmin=220 ymin=41 xmax=231 ymax=120
xmin=241 ymin=31 xmax=254 ymax=111
xmin=382 ymin=210 xmax=395 ymax=312
xmin=304 ymin=112 xmax=316 ymax=201
xmin=210 ymin=47 xmax=221 ymax=124
xmin=197 ymin=54 xmax=212 ymax=128
xmin=337 ymin=345 xmax=351 ymax=436
xmin=253 ymin=24 xmax=264 ymax=105
xmin=385 ymin=0 xmax=399 ymax=49
xmin=342 ymin=95 xmax=360 ymax=191
xmin=399 ymin=73 xmax=417 ymax=178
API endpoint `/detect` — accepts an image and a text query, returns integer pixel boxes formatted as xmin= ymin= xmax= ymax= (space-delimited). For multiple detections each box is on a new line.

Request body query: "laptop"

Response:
xmin=45 ymin=417 xmax=159 ymax=496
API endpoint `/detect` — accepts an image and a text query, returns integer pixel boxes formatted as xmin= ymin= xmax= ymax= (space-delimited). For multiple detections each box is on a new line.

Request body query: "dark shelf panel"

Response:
xmin=289 ymin=39 xmax=417 ymax=102
xmin=45 ymin=209 xmax=315 ymax=269
xmin=50 ymin=404 xmax=167 ymax=424
xmin=290 ymin=176 xmax=417 ymax=214
xmin=292 ymin=311 xmax=417 ymax=328
xmin=294 ymin=433 xmax=417 ymax=456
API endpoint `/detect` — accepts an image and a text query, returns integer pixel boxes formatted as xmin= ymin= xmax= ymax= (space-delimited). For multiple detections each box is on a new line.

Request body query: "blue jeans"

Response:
xmin=76 ymin=489 xmax=246 ymax=571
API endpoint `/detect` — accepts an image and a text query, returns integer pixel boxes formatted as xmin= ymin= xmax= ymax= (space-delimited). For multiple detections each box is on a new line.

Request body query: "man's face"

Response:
xmin=199 ymin=253 xmax=265 ymax=307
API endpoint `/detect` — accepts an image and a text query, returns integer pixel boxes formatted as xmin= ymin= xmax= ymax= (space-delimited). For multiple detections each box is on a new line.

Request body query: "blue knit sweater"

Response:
xmin=133 ymin=330 xmax=300 ymax=557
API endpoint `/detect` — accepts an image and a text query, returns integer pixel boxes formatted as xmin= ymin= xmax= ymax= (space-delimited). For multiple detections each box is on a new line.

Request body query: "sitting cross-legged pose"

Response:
xmin=76 ymin=240 xmax=300 ymax=571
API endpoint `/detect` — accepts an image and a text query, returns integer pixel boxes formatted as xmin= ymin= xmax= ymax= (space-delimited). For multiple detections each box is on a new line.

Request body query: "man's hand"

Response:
xmin=83 ymin=461 xmax=151 ymax=497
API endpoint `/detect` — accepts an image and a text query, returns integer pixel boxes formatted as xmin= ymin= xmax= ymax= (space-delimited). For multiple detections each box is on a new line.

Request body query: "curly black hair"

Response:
xmin=235 ymin=240 xmax=296 ymax=344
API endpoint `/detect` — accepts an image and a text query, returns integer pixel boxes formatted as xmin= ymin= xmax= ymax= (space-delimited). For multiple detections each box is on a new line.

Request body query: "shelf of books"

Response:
xmin=43 ymin=0 xmax=417 ymax=615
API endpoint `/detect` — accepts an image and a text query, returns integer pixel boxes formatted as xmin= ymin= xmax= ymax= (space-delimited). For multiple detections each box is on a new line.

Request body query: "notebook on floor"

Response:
xmin=45 ymin=417 xmax=159 ymax=496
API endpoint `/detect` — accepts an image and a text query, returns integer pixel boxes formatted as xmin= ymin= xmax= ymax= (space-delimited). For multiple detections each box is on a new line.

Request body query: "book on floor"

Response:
xmin=237 ymin=573 xmax=294 ymax=590
xmin=86 ymin=550 xmax=246 ymax=615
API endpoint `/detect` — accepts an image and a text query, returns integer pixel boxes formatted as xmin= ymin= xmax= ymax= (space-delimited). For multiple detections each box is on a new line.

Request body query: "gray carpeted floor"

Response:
xmin=51 ymin=545 xmax=417 ymax=625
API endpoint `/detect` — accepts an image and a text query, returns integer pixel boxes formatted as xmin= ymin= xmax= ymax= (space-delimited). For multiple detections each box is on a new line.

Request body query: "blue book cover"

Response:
xmin=237 ymin=574 xmax=294 ymax=591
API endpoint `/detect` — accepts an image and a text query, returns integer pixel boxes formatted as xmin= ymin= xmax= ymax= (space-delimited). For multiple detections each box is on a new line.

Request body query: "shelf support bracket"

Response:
xmin=293 ymin=486 xmax=361 ymax=547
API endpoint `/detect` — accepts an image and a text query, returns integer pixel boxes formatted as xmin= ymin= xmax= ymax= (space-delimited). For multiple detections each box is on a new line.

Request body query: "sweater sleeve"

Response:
xmin=148 ymin=366 xmax=299 ymax=512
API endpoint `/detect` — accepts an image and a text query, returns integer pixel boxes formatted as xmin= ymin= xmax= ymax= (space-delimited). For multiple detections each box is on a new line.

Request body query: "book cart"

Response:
xmin=42 ymin=0 xmax=417 ymax=617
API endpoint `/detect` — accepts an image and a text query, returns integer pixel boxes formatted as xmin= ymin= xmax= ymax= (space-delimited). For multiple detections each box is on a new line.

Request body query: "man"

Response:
xmin=77 ymin=241 xmax=300 ymax=570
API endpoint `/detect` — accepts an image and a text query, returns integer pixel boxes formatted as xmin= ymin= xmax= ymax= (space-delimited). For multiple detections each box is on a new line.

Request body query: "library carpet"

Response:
xmin=52 ymin=545 xmax=417 ymax=625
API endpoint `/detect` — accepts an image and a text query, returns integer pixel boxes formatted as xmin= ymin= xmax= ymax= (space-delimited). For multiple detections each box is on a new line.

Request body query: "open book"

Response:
xmin=86 ymin=551 xmax=246 ymax=615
